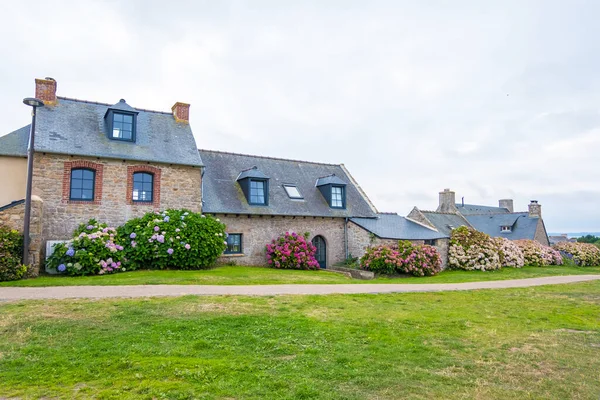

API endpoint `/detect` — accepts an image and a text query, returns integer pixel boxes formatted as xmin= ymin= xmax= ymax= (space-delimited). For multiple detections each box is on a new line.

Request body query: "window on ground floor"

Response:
xmin=424 ymin=239 xmax=437 ymax=246
xmin=225 ymin=233 xmax=243 ymax=254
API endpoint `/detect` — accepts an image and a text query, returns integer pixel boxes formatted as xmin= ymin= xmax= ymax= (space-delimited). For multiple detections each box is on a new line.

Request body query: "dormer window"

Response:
xmin=104 ymin=99 xmax=139 ymax=142
xmin=316 ymin=174 xmax=347 ymax=209
xmin=501 ymin=226 xmax=512 ymax=232
xmin=250 ymin=179 xmax=267 ymax=204
xmin=331 ymin=185 xmax=344 ymax=208
xmin=237 ymin=166 xmax=269 ymax=206
xmin=112 ymin=113 xmax=134 ymax=140
xmin=283 ymin=184 xmax=303 ymax=199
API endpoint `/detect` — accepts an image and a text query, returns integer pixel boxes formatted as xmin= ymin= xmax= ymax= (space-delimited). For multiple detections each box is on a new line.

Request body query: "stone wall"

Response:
xmin=32 ymin=153 xmax=202 ymax=244
xmin=0 ymin=196 xmax=44 ymax=273
xmin=215 ymin=214 xmax=346 ymax=267
xmin=534 ymin=220 xmax=550 ymax=246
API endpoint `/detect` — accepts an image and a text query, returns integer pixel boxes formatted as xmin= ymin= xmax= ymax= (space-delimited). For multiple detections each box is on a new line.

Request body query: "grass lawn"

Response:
xmin=1 ymin=282 xmax=599 ymax=399
xmin=1 ymin=264 xmax=600 ymax=287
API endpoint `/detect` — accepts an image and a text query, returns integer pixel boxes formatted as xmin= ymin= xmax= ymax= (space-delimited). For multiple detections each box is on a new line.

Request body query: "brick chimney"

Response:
xmin=437 ymin=188 xmax=458 ymax=213
xmin=499 ymin=199 xmax=514 ymax=213
xmin=35 ymin=77 xmax=57 ymax=105
xmin=528 ymin=200 xmax=541 ymax=218
xmin=171 ymin=102 xmax=190 ymax=123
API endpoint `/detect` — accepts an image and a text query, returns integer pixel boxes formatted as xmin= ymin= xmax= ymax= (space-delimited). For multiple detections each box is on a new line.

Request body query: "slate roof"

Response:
xmin=456 ymin=203 xmax=510 ymax=215
xmin=237 ymin=167 xmax=269 ymax=180
xmin=0 ymin=97 xmax=203 ymax=167
xmin=316 ymin=174 xmax=347 ymax=186
xmin=465 ymin=213 xmax=539 ymax=241
xmin=198 ymin=149 xmax=376 ymax=217
xmin=0 ymin=125 xmax=29 ymax=157
xmin=421 ymin=211 xmax=471 ymax=237
xmin=351 ymin=213 xmax=447 ymax=240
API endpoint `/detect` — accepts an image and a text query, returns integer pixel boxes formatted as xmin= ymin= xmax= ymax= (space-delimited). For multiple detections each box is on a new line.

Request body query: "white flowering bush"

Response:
xmin=554 ymin=242 xmax=600 ymax=266
xmin=448 ymin=226 xmax=501 ymax=271
xmin=514 ymin=240 xmax=563 ymax=266
xmin=493 ymin=237 xmax=525 ymax=268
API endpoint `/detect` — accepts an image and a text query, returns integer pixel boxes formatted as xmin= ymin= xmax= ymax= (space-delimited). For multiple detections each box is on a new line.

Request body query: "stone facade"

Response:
xmin=0 ymin=196 xmax=44 ymax=273
xmin=32 ymin=153 xmax=202 ymax=246
xmin=215 ymin=214 xmax=346 ymax=267
xmin=534 ymin=220 xmax=550 ymax=246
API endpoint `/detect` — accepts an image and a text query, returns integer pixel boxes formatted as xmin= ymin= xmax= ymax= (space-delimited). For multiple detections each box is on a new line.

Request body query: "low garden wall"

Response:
xmin=0 ymin=196 xmax=44 ymax=273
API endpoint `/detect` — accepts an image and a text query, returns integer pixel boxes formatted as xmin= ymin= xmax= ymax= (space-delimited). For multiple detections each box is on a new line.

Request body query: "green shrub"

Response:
xmin=46 ymin=225 xmax=125 ymax=276
xmin=118 ymin=209 xmax=227 ymax=270
xmin=0 ymin=226 xmax=28 ymax=281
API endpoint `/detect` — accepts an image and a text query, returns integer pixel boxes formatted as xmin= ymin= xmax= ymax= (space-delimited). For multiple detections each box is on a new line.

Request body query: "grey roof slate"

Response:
xmin=107 ymin=99 xmax=139 ymax=114
xmin=351 ymin=213 xmax=447 ymax=240
xmin=465 ymin=213 xmax=539 ymax=240
xmin=0 ymin=125 xmax=29 ymax=157
xmin=237 ymin=167 xmax=269 ymax=180
xmin=456 ymin=203 xmax=510 ymax=215
xmin=198 ymin=149 xmax=376 ymax=218
xmin=421 ymin=211 xmax=470 ymax=236
xmin=0 ymin=97 xmax=203 ymax=167
xmin=316 ymin=174 xmax=347 ymax=186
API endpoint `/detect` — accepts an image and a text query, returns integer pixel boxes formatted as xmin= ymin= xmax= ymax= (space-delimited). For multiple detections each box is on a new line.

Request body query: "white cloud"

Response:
xmin=0 ymin=0 xmax=599 ymax=232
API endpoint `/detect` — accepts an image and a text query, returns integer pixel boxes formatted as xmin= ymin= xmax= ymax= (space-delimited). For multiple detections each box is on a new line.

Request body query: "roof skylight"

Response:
xmin=283 ymin=185 xmax=303 ymax=199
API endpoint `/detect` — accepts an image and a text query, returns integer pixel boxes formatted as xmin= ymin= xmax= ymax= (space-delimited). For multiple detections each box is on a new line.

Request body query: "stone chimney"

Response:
xmin=437 ymin=188 xmax=458 ymax=213
xmin=35 ymin=77 xmax=57 ymax=105
xmin=499 ymin=199 xmax=514 ymax=213
xmin=528 ymin=200 xmax=541 ymax=218
xmin=171 ymin=102 xmax=190 ymax=123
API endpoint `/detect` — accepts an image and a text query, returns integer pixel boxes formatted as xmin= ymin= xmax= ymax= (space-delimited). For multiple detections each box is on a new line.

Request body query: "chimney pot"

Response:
xmin=528 ymin=200 xmax=542 ymax=218
xmin=172 ymin=102 xmax=190 ymax=123
xmin=35 ymin=77 xmax=57 ymax=105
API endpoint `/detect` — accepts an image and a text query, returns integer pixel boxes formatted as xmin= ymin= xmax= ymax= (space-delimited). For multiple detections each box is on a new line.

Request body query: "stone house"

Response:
xmin=410 ymin=189 xmax=549 ymax=246
xmin=198 ymin=149 xmax=378 ymax=268
xmin=0 ymin=77 xmax=203 ymax=269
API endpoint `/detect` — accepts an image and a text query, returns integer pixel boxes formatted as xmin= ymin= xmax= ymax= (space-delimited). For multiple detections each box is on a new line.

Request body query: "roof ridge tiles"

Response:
xmin=56 ymin=96 xmax=172 ymax=115
xmin=198 ymin=148 xmax=340 ymax=166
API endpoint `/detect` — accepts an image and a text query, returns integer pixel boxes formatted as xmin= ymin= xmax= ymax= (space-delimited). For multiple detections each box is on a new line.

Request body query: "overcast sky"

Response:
xmin=1 ymin=1 xmax=599 ymax=232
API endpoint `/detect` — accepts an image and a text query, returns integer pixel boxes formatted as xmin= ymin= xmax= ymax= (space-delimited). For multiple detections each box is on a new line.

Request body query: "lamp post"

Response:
xmin=22 ymin=97 xmax=44 ymax=265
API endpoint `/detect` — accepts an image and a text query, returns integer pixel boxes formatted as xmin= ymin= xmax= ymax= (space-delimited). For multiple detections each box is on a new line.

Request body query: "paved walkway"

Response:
xmin=1 ymin=275 xmax=600 ymax=301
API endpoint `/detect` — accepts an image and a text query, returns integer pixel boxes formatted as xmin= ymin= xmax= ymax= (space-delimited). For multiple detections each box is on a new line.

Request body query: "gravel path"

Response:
xmin=1 ymin=275 xmax=600 ymax=301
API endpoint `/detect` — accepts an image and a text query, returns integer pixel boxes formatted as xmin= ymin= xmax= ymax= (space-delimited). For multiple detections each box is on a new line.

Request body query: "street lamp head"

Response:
xmin=23 ymin=98 xmax=45 ymax=108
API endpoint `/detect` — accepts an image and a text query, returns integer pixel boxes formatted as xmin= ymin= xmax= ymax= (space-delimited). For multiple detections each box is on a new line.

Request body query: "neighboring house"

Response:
xmin=348 ymin=212 xmax=449 ymax=265
xmin=0 ymin=77 xmax=203 ymax=266
xmin=198 ymin=149 xmax=377 ymax=268
xmin=548 ymin=234 xmax=576 ymax=245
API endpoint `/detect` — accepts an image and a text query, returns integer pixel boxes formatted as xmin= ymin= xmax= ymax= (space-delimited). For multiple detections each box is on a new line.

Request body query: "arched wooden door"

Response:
xmin=311 ymin=235 xmax=327 ymax=269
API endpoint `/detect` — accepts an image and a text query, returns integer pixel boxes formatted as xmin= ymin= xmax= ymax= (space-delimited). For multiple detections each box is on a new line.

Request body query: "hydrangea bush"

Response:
xmin=493 ymin=237 xmax=525 ymax=268
xmin=359 ymin=245 xmax=401 ymax=274
xmin=118 ymin=209 xmax=227 ymax=270
xmin=359 ymin=241 xmax=442 ymax=276
xmin=46 ymin=224 xmax=125 ymax=276
xmin=0 ymin=226 xmax=28 ymax=281
xmin=266 ymin=232 xmax=320 ymax=270
xmin=448 ymin=226 xmax=501 ymax=271
xmin=514 ymin=240 xmax=563 ymax=267
xmin=554 ymin=242 xmax=600 ymax=266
